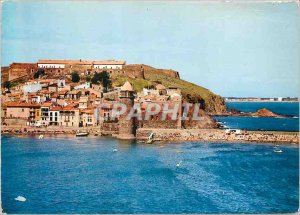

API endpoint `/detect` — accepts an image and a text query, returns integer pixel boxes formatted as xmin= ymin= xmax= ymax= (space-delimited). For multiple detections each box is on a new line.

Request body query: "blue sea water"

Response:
xmin=1 ymin=135 xmax=299 ymax=214
xmin=226 ymin=102 xmax=299 ymax=117
xmin=214 ymin=102 xmax=299 ymax=131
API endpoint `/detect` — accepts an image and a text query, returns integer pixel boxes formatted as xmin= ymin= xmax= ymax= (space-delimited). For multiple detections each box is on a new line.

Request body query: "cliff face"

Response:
xmin=111 ymin=64 xmax=226 ymax=114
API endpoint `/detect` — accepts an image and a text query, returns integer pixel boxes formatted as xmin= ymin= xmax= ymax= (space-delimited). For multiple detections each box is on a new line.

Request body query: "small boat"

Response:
xmin=273 ymin=148 xmax=283 ymax=153
xmin=15 ymin=196 xmax=26 ymax=202
xmin=273 ymin=146 xmax=283 ymax=153
xmin=76 ymin=130 xmax=89 ymax=137
xmin=176 ymin=161 xmax=182 ymax=167
xmin=146 ymin=132 xmax=154 ymax=144
xmin=146 ymin=139 xmax=154 ymax=144
xmin=112 ymin=148 xmax=118 ymax=152
xmin=38 ymin=134 xmax=44 ymax=139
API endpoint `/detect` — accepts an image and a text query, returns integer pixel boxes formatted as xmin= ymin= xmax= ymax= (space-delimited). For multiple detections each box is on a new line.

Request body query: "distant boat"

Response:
xmin=112 ymin=148 xmax=118 ymax=152
xmin=176 ymin=161 xmax=182 ymax=167
xmin=273 ymin=146 xmax=283 ymax=153
xmin=76 ymin=130 xmax=89 ymax=137
xmin=273 ymin=148 xmax=283 ymax=153
xmin=15 ymin=196 xmax=26 ymax=202
xmin=38 ymin=135 xmax=44 ymax=139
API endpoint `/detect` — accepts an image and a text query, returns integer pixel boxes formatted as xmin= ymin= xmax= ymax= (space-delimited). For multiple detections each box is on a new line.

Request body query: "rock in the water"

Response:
xmin=251 ymin=108 xmax=281 ymax=117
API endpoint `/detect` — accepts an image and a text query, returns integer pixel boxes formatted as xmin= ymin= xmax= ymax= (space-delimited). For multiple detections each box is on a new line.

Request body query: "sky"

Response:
xmin=1 ymin=1 xmax=299 ymax=97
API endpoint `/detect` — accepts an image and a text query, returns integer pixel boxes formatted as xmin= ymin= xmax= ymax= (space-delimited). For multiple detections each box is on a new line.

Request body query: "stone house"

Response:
xmin=5 ymin=102 xmax=41 ymax=126
xmin=22 ymin=82 xmax=42 ymax=93
xmin=48 ymin=83 xmax=58 ymax=92
xmin=59 ymin=104 xmax=80 ymax=127
xmin=66 ymin=90 xmax=81 ymax=100
xmin=78 ymin=96 xmax=90 ymax=109
xmin=49 ymin=106 xmax=61 ymax=126
xmin=74 ymin=82 xmax=91 ymax=90
xmin=41 ymin=102 xmax=53 ymax=125
xmin=80 ymin=108 xmax=96 ymax=127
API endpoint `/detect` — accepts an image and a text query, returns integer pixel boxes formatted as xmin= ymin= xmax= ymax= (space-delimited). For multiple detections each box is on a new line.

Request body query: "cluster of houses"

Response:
xmin=1 ymin=75 xmax=214 ymax=138
xmin=2 ymin=79 xmax=101 ymax=128
xmin=1 ymin=57 xmax=216 ymax=138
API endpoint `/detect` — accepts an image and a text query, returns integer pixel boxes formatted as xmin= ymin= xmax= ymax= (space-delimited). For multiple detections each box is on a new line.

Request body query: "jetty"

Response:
xmin=2 ymin=125 xmax=298 ymax=144
xmin=136 ymin=128 xmax=299 ymax=144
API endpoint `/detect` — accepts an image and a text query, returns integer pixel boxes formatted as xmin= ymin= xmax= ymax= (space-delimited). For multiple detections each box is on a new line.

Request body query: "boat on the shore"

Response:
xmin=76 ymin=130 xmax=89 ymax=137
xmin=146 ymin=132 xmax=154 ymax=144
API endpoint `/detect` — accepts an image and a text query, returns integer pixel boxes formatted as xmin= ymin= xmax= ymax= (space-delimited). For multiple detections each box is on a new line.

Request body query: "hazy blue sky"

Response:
xmin=2 ymin=1 xmax=299 ymax=97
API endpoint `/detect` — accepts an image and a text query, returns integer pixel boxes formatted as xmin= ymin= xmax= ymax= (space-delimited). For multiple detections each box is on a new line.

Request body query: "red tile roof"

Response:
xmin=41 ymin=102 xmax=52 ymax=107
xmin=50 ymin=106 xmax=61 ymax=111
xmin=6 ymin=102 xmax=41 ymax=108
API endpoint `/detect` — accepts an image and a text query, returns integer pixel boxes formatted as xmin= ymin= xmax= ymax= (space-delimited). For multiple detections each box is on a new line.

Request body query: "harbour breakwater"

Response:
xmin=2 ymin=125 xmax=298 ymax=144
xmin=136 ymin=128 xmax=299 ymax=144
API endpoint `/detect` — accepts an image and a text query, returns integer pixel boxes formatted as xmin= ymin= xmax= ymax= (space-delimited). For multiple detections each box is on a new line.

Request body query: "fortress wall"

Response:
xmin=100 ymin=122 xmax=119 ymax=135
xmin=158 ymin=70 xmax=180 ymax=79
xmin=8 ymin=63 xmax=37 ymax=81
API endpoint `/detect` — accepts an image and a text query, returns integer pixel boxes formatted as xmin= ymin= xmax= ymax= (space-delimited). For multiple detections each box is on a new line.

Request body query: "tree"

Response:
xmin=71 ymin=72 xmax=80 ymax=83
xmin=91 ymin=71 xmax=111 ymax=92
xmin=34 ymin=69 xmax=45 ymax=79
xmin=3 ymin=81 xmax=11 ymax=89
xmin=85 ymin=76 xmax=91 ymax=82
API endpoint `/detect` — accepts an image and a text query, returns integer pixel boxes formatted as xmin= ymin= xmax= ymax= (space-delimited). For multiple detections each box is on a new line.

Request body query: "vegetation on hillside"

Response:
xmin=71 ymin=72 xmax=80 ymax=82
xmin=91 ymin=71 xmax=111 ymax=92
xmin=34 ymin=69 xmax=45 ymax=79
xmin=3 ymin=80 xmax=18 ymax=89
xmin=111 ymin=64 xmax=226 ymax=114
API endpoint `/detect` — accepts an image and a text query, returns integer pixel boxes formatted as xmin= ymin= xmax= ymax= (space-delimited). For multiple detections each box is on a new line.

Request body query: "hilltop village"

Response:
xmin=1 ymin=59 xmax=298 ymax=144
xmin=1 ymin=59 xmax=216 ymax=139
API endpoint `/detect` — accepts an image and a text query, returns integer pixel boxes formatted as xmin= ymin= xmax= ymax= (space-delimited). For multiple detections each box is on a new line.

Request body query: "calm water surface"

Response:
xmin=215 ymin=102 xmax=299 ymax=131
xmin=2 ymin=135 xmax=299 ymax=214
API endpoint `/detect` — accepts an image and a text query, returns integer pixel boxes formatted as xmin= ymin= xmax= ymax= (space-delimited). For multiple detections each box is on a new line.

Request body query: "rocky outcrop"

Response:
xmin=219 ymin=108 xmax=288 ymax=118
xmin=251 ymin=108 xmax=282 ymax=117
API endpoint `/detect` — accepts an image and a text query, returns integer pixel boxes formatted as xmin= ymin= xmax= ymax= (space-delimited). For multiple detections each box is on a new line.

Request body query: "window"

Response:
xmin=55 ymin=112 xmax=57 ymax=116
xmin=22 ymin=109 xmax=24 ymax=112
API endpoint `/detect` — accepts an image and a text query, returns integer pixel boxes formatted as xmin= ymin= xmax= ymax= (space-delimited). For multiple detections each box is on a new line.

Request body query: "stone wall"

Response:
xmin=100 ymin=122 xmax=119 ymax=135
xmin=8 ymin=63 xmax=37 ymax=81
xmin=136 ymin=128 xmax=299 ymax=144
xmin=4 ymin=118 xmax=28 ymax=126
xmin=138 ymin=118 xmax=180 ymax=129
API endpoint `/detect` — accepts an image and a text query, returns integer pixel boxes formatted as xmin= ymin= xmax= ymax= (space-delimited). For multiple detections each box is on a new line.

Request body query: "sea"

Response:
xmin=1 ymin=102 xmax=299 ymax=214
xmin=214 ymin=102 xmax=299 ymax=132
